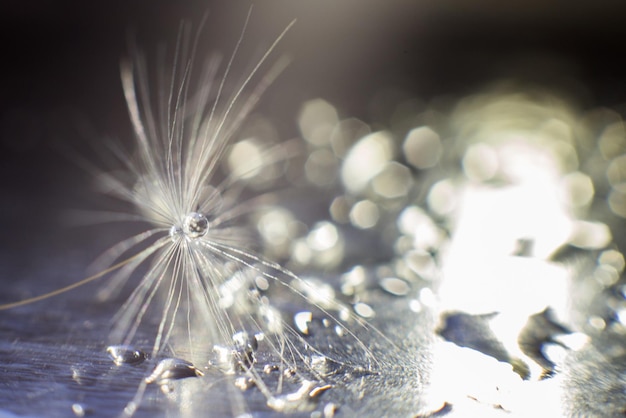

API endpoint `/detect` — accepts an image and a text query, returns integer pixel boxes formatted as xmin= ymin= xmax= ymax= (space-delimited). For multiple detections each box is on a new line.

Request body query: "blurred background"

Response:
xmin=2 ymin=0 xmax=625 ymax=283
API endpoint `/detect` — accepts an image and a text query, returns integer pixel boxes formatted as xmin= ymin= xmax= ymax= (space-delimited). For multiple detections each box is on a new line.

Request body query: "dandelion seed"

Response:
xmin=0 ymin=10 xmax=390 ymax=418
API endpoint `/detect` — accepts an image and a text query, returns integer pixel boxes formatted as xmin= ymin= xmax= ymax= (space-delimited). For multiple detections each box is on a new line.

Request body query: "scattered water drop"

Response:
xmin=353 ymin=302 xmax=375 ymax=318
xmin=294 ymin=311 xmax=313 ymax=335
xmin=379 ymin=277 xmax=410 ymax=296
xmin=234 ymin=376 xmax=255 ymax=391
xmin=307 ymin=355 xmax=340 ymax=377
xmin=106 ymin=345 xmax=147 ymax=366
xmin=145 ymin=358 xmax=203 ymax=390
xmin=232 ymin=331 xmax=258 ymax=368
xmin=409 ymin=299 xmax=422 ymax=313
xmin=71 ymin=403 xmax=90 ymax=417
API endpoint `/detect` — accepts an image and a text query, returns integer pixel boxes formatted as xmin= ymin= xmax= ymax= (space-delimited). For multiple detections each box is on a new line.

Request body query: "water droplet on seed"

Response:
xmin=182 ymin=212 xmax=209 ymax=238
xmin=232 ymin=331 xmax=258 ymax=368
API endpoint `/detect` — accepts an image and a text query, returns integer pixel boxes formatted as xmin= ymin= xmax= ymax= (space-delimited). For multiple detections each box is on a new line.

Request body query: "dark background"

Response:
xmin=1 ymin=0 xmax=626 ymax=284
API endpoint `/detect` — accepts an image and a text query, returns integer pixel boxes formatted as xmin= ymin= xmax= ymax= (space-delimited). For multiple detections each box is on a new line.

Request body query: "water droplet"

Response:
xmin=232 ymin=331 xmax=258 ymax=368
xmin=283 ymin=367 xmax=297 ymax=378
xmin=419 ymin=287 xmax=437 ymax=307
xmin=353 ymin=302 xmax=375 ymax=318
xmin=307 ymin=355 xmax=338 ymax=376
xmin=294 ymin=311 xmax=313 ymax=335
xmin=182 ymin=212 xmax=209 ymax=238
xmin=234 ymin=376 xmax=255 ymax=391
xmin=71 ymin=403 xmax=90 ymax=417
xmin=145 ymin=358 xmax=203 ymax=386
xmin=263 ymin=364 xmax=280 ymax=374
xmin=106 ymin=345 xmax=147 ymax=366
xmin=334 ymin=325 xmax=344 ymax=337
xmin=409 ymin=299 xmax=422 ymax=313
xmin=379 ymin=277 xmax=410 ymax=296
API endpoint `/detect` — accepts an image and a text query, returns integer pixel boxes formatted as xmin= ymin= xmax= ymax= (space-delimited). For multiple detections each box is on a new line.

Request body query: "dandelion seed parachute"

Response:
xmin=73 ymin=11 xmax=379 ymax=417
xmin=0 ymin=10 xmax=385 ymax=417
